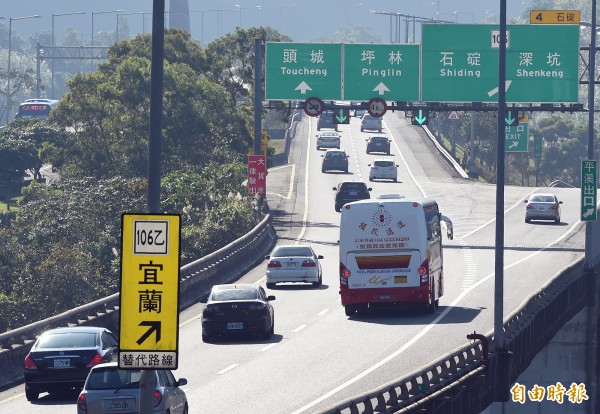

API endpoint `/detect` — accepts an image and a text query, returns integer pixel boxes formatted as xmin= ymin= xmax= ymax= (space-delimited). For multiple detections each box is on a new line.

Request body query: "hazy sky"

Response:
xmin=3 ymin=1 xmax=532 ymax=46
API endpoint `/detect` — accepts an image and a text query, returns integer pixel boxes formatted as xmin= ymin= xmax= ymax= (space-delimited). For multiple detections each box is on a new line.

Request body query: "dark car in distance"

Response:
xmin=366 ymin=135 xmax=392 ymax=155
xmin=321 ymin=149 xmax=349 ymax=173
xmin=333 ymin=181 xmax=372 ymax=212
xmin=201 ymin=283 xmax=275 ymax=342
xmin=24 ymin=326 xmax=119 ymax=401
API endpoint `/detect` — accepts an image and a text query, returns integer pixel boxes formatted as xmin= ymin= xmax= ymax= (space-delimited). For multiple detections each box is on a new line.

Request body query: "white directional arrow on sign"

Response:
xmin=372 ymin=82 xmax=390 ymax=95
xmin=295 ymin=81 xmax=312 ymax=94
xmin=509 ymin=141 xmax=519 ymax=149
xmin=487 ymin=80 xmax=513 ymax=97
xmin=583 ymin=209 xmax=595 ymax=218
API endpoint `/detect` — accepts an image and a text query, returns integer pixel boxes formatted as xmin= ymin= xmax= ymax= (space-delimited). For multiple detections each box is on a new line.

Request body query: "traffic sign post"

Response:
xmin=581 ymin=160 xmax=597 ymax=221
xmin=421 ymin=24 xmax=580 ymax=102
xmin=265 ymin=43 xmax=342 ymax=100
xmin=505 ymin=122 xmax=529 ymax=152
xmin=343 ymin=44 xmax=419 ymax=101
xmin=303 ymin=97 xmax=324 ymax=117
xmin=119 ymin=213 xmax=181 ymax=369
xmin=248 ymin=155 xmax=267 ymax=197
xmin=367 ymin=97 xmax=387 ymax=117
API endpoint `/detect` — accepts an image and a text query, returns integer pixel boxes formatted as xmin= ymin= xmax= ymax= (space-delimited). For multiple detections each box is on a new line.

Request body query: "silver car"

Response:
xmin=77 ymin=362 xmax=188 ymax=414
xmin=316 ymin=131 xmax=341 ymax=150
xmin=524 ymin=193 xmax=562 ymax=223
xmin=265 ymin=244 xmax=323 ymax=288
xmin=360 ymin=114 xmax=382 ymax=132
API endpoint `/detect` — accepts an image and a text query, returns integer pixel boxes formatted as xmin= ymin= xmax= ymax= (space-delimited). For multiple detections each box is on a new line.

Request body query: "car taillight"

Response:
xmin=154 ymin=389 xmax=162 ymax=407
xmin=87 ymin=353 xmax=103 ymax=367
xmin=526 ymin=204 xmax=535 ymax=209
xmin=268 ymin=261 xmax=282 ymax=268
xmin=550 ymin=205 xmax=559 ymax=210
xmin=340 ymin=262 xmax=350 ymax=285
xmin=77 ymin=393 xmax=87 ymax=412
xmin=203 ymin=306 xmax=214 ymax=316
xmin=418 ymin=259 xmax=429 ymax=285
xmin=302 ymin=260 xmax=316 ymax=267
xmin=250 ymin=303 xmax=267 ymax=311
xmin=24 ymin=355 xmax=37 ymax=370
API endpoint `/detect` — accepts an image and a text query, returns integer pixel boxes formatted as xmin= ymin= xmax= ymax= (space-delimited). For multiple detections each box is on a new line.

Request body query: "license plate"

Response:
xmin=53 ymin=358 xmax=70 ymax=368
xmin=537 ymin=206 xmax=547 ymax=210
xmin=227 ymin=322 xmax=243 ymax=330
xmin=285 ymin=262 xmax=298 ymax=267
xmin=105 ymin=399 xmax=134 ymax=411
xmin=379 ymin=295 xmax=392 ymax=300
xmin=394 ymin=276 xmax=408 ymax=283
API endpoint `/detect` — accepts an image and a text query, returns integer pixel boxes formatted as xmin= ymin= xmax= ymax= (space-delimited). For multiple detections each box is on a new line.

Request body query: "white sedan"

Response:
xmin=265 ymin=244 xmax=323 ymax=288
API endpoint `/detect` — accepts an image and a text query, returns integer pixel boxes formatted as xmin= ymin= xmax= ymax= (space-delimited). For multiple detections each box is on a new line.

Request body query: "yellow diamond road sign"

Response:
xmin=119 ymin=213 xmax=181 ymax=369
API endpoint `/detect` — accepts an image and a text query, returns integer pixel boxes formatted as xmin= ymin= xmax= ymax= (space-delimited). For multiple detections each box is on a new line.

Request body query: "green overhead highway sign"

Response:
xmin=343 ymin=44 xmax=419 ymax=101
xmin=265 ymin=43 xmax=342 ymax=100
xmin=505 ymin=122 xmax=529 ymax=152
xmin=421 ymin=24 xmax=579 ymax=103
xmin=581 ymin=160 xmax=597 ymax=221
xmin=265 ymin=43 xmax=420 ymax=101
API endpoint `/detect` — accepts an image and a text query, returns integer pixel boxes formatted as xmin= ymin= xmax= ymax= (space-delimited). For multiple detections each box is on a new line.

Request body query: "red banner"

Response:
xmin=248 ymin=155 xmax=266 ymax=197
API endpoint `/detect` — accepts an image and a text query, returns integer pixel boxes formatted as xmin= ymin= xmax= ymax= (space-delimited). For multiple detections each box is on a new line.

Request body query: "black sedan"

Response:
xmin=23 ymin=326 xmax=118 ymax=401
xmin=200 ymin=283 xmax=275 ymax=342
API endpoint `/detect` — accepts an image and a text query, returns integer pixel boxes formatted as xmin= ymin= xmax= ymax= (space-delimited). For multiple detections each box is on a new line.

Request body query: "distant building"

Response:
xmin=169 ymin=0 xmax=190 ymax=32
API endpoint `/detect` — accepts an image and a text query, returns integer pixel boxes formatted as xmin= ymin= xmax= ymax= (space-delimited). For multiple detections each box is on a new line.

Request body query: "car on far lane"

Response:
xmin=76 ymin=362 xmax=188 ymax=414
xmin=316 ymin=130 xmax=341 ymax=150
xmin=524 ymin=193 xmax=562 ymax=223
xmin=321 ymin=149 xmax=349 ymax=173
xmin=24 ymin=326 xmax=119 ymax=401
xmin=366 ymin=135 xmax=392 ymax=155
xmin=200 ymin=283 xmax=275 ymax=342
xmin=266 ymin=244 xmax=324 ymax=288
xmin=333 ymin=181 xmax=372 ymax=212
xmin=360 ymin=114 xmax=382 ymax=132
xmin=369 ymin=159 xmax=399 ymax=182
xmin=317 ymin=111 xmax=339 ymax=131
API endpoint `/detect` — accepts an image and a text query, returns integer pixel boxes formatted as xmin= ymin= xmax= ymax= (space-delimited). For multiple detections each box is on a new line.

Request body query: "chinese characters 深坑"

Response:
xmin=510 ymin=382 xmax=588 ymax=404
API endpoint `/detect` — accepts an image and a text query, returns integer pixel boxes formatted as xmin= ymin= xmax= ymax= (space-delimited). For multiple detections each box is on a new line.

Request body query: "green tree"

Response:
xmin=0 ymin=137 xmax=39 ymax=201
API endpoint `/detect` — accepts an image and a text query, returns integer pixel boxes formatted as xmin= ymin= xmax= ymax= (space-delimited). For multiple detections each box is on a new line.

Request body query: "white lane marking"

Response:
xmin=266 ymin=164 xmax=295 ymax=200
xmin=217 ymin=364 xmax=239 ymax=375
xmin=295 ymin=119 xmax=312 ymax=245
xmin=179 ymin=314 xmax=201 ymax=327
xmin=259 ymin=343 xmax=277 ymax=352
xmin=292 ymin=324 xmax=306 ymax=333
xmin=383 ymin=118 xmax=427 ymax=198
xmin=0 ymin=394 xmax=24 ymax=404
xmin=290 ymin=222 xmax=585 ymax=414
xmin=459 ymin=239 xmax=476 ymax=291
xmin=318 ymin=309 xmax=330 ymax=316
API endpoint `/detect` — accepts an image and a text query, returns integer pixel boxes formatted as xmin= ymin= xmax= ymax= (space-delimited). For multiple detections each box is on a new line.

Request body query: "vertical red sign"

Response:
xmin=248 ymin=155 xmax=266 ymax=197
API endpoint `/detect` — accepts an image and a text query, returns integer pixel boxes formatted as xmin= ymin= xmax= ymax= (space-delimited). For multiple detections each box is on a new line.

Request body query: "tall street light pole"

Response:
xmin=6 ymin=15 xmax=41 ymax=125
xmin=91 ymin=10 xmax=123 ymax=69
xmin=234 ymin=5 xmax=261 ymax=28
xmin=52 ymin=12 xmax=86 ymax=99
xmin=117 ymin=12 xmax=148 ymax=42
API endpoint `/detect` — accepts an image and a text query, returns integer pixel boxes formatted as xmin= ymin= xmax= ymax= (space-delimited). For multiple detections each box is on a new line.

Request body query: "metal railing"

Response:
xmin=0 ymin=214 xmax=277 ymax=389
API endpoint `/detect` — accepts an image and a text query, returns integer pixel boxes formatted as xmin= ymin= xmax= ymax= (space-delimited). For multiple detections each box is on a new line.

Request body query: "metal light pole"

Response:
xmin=6 ymin=14 xmax=40 ymax=125
xmin=234 ymin=4 xmax=261 ymax=28
xmin=117 ymin=12 xmax=151 ymax=42
xmin=92 ymin=10 xmax=124 ymax=48
xmin=51 ymin=12 xmax=86 ymax=99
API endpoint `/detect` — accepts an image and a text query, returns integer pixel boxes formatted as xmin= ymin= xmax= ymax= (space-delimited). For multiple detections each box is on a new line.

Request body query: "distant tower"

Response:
xmin=169 ymin=0 xmax=191 ymax=33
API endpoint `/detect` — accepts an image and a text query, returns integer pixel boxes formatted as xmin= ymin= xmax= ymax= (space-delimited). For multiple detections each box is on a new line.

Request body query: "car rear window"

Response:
xmin=374 ymin=161 xmax=394 ymax=167
xmin=272 ymin=246 xmax=312 ymax=257
xmin=340 ymin=183 xmax=367 ymax=191
xmin=87 ymin=369 xmax=142 ymax=390
xmin=212 ymin=289 xmax=258 ymax=301
xmin=327 ymin=152 xmax=345 ymax=158
xmin=371 ymin=137 xmax=387 ymax=142
xmin=530 ymin=195 xmax=555 ymax=202
xmin=38 ymin=332 xmax=97 ymax=349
